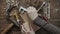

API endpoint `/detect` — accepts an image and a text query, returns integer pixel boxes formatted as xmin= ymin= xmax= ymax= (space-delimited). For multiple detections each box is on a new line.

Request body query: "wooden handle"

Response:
xmin=1 ymin=23 xmax=14 ymax=34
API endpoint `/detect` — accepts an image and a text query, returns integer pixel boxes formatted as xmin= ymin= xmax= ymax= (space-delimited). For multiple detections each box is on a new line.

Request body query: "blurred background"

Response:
xmin=0 ymin=0 xmax=60 ymax=34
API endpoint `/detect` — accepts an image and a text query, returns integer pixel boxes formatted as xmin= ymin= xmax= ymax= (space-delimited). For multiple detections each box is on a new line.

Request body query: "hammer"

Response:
xmin=1 ymin=18 xmax=20 ymax=34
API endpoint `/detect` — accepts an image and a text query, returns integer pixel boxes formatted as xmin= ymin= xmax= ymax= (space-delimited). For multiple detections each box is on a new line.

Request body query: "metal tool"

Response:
xmin=1 ymin=0 xmax=20 ymax=34
xmin=6 ymin=0 xmax=20 ymax=27
xmin=37 ymin=2 xmax=46 ymax=12
xmin=37 ymin=1 xmax=51 ymax=19
xmin=1 ymin=7 xmax=20 ymax=34
xmin=19 ymin=7 xmax=27 ymax=14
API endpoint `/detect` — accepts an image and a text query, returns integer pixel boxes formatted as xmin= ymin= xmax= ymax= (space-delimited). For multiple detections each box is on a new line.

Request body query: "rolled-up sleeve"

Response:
xmin=34 ymin=16 xmax=60 ymax=34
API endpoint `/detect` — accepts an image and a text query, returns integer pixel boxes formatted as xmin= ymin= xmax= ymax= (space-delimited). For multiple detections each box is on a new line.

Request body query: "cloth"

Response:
xmin=27 ymin=6 xmax=38 ymax=20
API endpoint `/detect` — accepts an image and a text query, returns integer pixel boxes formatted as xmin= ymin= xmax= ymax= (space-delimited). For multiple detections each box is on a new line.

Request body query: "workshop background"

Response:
xmin=0 ymin=0 xmax=60 ymax=34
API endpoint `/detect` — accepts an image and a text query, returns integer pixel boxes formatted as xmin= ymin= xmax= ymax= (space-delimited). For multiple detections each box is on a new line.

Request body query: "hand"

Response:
xmin=21 ymin=23 xmax=35 ymax=34
xmin=27 ymin=6 xmax=38 ymax=20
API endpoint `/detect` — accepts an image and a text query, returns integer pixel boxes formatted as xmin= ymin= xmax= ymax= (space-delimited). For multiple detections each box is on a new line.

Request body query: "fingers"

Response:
xmin=27 ymin=6 xmax=37 ymax=13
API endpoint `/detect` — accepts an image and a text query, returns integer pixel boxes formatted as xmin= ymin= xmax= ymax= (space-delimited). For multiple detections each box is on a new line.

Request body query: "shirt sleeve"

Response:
xmin=34 ymin=16 xmax=60 ymax=34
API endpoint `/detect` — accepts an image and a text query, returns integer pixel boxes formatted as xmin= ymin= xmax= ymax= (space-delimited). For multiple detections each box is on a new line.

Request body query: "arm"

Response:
xmin=26 ymin=6 xmax=60 ymax=34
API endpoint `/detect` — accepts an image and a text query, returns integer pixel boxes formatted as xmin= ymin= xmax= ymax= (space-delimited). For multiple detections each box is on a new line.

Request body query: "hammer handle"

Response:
xmin=1 ymin=23 xmax=14 ymax=34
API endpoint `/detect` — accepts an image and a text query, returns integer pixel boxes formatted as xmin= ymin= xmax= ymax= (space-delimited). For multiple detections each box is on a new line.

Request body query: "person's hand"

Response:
xmin=27 ymin=6 xmax=38 ymax=20
xmin=21 ymin=23 xmax=35 ymax=34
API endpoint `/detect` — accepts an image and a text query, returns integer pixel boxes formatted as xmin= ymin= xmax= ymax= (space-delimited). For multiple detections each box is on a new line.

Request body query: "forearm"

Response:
xmin=34 ymin=16 xmax=60 ymax=34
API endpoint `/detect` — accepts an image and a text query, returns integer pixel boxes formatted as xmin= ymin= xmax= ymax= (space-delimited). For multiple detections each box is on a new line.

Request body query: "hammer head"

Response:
xmin=6 ymin=0 xmax=21 ymax=27
xmin=6 ymin=7 xmax=20 ymax=27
